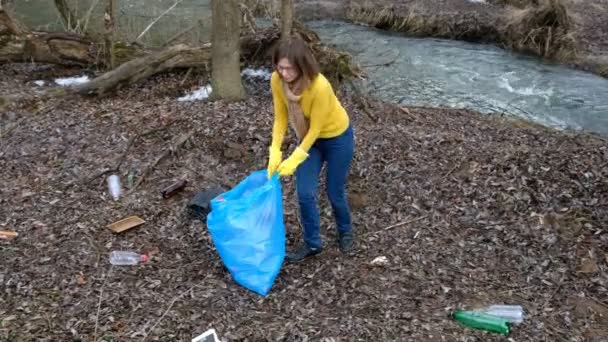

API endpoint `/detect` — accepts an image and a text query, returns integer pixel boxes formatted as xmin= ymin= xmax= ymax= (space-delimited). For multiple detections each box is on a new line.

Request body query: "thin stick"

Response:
xmin=140 ymin=285 xmax=196 ymax=342
xmin=590 ymin=296 xmax=608 ymax=310
xmin=81 ymin=0 xmax=102 ymax=34
xmin=84 ymin=119 xmax=185 ymax=184
xmin=442 ymin=163 xmax=460 ymax=180
xmin=346 ymin=79 xmax=379 ymax=122
xmin=179 ymin=68 xmax=193 ymax=86
xmin=115 ymin=119 xmax=185 ymax=171
xmin=130 ymin=129 xmax=195 ymax=192
xmin=136 ymin=0 xmax=184 ymax=42
xmin=161 ymin=20 xmax=204 ymax=48
xmin=94 ymin=265 xmax=112 ymax=341
xmin=364 ymin=215 xmax=428 ymax=236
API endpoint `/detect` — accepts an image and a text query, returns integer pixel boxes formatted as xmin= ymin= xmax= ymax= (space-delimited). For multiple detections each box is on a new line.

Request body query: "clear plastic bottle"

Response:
xmin=109 ymin=251 xmax=148 ymax=265
xmin=107 ymin=175 xmax=122 ymax=201
xmin=481 ymin=305 xmax=524 ymax=324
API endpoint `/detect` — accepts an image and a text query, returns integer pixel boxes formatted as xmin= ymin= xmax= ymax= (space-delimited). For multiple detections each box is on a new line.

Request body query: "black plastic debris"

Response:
xmin=187 ymin=185 xmax=226 ymax=220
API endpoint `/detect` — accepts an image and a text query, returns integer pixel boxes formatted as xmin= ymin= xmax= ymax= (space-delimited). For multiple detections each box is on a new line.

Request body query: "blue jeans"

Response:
xmin=295 ymin=125 xmax=354 ymax=249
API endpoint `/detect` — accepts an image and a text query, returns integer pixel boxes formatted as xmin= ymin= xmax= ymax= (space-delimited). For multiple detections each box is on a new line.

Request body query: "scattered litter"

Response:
xmin=33 ymin=80 xmax=45 ymax=86
xmin=241 ymin=68 xmax=272 ymax=80
xmin=127 ymin=171 xmax=135 ymax=189
xmin=54 ymin=75 xmax=90 ymax=86
xmin=192 ymin=328 xmax=220 ymax=342
xmin=453 ymin=310 xmax=510 ymax=335
xmin=453 ymin=304 xmax=524 ymax=335
xmin=109 ymin=250 xmax=148 ymax=265
xmin=370 ymin=256 xmax=389 ymax=266
xmin=107 ymin=216 xmax=145 ymax=234
xmin=161 ymin=179 xmax=188 ymax=199
xmin=0 ymin=230 xmax=18 ymax=240
xmin=107 ymin=174 xmax=122 ymax=201
xmin=187 ymin=185 xmax=226 ymax=220
xmin=178 ymin=85 xmax=212 ymax=102
xmin=480 ymin=304 xmax=525 ymax=324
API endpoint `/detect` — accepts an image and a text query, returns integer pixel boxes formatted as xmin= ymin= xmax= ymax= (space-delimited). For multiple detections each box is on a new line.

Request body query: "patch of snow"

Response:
xmin=34 ymin=80 xmax=45 ymax=86
xmin=467 ymin=0 xmax=486 ymax=3
xmin=54 ymin=75 xmax=90 ymax=86
xmin=241 ymin=68 xmax=272 ymax=80
xmin=177 ymin=85 xmax=212 ymax=102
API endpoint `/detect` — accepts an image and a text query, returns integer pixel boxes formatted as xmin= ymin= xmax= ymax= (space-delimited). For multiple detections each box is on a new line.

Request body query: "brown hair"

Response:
xmin=272 ymin=36 xmax=320 ymax=82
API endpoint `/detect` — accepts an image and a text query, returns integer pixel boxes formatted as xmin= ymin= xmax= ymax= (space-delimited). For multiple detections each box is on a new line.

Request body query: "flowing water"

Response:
xmin=307 ymin=20 xmax=608 ymax=136
xmin=9 ymin=3 xmax=608 ymax=135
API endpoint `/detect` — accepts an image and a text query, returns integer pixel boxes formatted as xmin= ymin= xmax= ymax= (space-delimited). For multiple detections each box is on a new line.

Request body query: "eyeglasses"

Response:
xmin=276 ymin=64 xmax=296 ymax=73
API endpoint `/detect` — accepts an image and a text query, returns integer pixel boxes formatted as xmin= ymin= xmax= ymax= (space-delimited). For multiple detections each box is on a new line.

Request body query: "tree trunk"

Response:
xmin=0 ymin=5 xmax=25 ymax=35
xmin=54 ymin=0 xmax=78 ymax=31
xmin=280 ymin=0 xmax=293 ymax=39
xmin=104 ymin=0 xmax=115 ymax=69
xmin=211 ymin=0 xmax=246 ymax=101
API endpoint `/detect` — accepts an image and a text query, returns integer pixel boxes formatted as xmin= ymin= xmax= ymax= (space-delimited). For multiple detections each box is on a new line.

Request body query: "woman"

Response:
xmin=266 ymin=36 xmax=355 ymax=263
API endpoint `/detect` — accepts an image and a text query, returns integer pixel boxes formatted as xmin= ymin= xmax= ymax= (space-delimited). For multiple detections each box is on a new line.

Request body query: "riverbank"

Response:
xmin=286 ymin=0 xmax=608 ymax=78
xmin=1 ymin=62 xmax=607 ymax=340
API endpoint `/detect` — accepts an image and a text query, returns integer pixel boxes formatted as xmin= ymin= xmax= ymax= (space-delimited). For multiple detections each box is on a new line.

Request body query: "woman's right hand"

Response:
xmin=267 ymin=146 xmax=282 ymax=178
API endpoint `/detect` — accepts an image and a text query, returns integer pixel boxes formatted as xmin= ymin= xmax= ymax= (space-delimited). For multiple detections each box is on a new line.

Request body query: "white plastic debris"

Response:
xmin=34 ymin=80 xmax=45 ymax=86
xmin=54 ymin=75 xmax=90 ymax=86
xmin=371 ymin=256 xmax=389 ymax=266
xmin=192 ymin=328 xmax=220 ymax=342
xmin=241 ymin=68 xmax=272 ymax=80
xmin=178 ymin=85 xmax=212 ymax=102
xmin=107 ymin=175 xmax=122 ymax=201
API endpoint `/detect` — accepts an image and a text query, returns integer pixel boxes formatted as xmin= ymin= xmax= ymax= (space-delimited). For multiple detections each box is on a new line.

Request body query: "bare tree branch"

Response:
xmin=54 ymin=0 xmax=78 ymax=31
xmin=136 ymin=0 xmax=184 ymax=42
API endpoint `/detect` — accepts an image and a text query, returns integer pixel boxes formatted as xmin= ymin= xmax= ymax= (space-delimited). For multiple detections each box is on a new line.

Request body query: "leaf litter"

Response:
xmin=1 ymin=62 xmax=607 ymax=341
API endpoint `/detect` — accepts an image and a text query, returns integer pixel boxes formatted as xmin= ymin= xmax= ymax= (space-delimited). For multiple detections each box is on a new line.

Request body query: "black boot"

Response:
xmin=338 ymin=232 xmax=354 ymax=253
xmin=286 ymin=244 xmax=322 ymax=263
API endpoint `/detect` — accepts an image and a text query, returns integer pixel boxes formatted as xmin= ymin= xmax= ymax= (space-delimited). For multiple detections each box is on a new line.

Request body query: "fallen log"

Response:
xmin=74 ymin=44 xmax=206 ymax=96
xmin=1 ymin=7 xmax=96 ymax=65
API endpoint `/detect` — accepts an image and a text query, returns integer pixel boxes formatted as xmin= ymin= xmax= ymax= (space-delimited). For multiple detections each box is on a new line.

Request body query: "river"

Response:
xmin=309 ymin=20 xmax=608 ymax=136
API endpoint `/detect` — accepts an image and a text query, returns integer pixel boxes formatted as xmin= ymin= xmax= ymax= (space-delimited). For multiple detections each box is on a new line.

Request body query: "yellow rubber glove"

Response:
xmin=267 ymin=146 xmax=282 ymax=178
xmin=277 ymin=147 xmax=309 ymax=177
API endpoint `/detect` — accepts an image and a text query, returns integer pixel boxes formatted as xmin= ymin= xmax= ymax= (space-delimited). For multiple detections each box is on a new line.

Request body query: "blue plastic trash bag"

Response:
xmin=206 ymin=170 xmax=285 ymax=296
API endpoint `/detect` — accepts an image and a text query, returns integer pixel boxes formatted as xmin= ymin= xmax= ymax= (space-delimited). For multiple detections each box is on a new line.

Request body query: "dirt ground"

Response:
xmin=1 ymin=61 xmax=607 ymax=341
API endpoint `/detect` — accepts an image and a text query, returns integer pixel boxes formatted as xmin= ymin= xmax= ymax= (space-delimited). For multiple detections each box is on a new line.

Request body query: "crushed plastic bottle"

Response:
xmin=107 ymin=175 xmax=122 ymax=201
xmin=453 ymin=310 xmax=510 ymax=335
xmin=480 ymin=304 xmax=524 ymax=324
xmin=127 ymin=171 xmax=135 ymax=189
xmin=109 ymin=251 xmax=148 ymax=265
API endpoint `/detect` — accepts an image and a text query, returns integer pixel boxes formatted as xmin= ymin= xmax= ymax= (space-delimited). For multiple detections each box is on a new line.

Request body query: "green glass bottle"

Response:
xmin=453 ymin=310 xmax=511 ymax=335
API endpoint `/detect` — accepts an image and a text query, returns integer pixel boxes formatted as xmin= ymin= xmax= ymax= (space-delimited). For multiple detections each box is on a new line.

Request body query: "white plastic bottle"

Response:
xmin=107 ymin=174 xmax=122 ymax=201
xmin=109 ymin=251 xmax=148 ymax=265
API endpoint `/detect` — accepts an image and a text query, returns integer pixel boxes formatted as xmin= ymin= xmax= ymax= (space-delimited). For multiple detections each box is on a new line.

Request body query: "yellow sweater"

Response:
xmin=270 ymin=71 xmax=349 ymax=153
